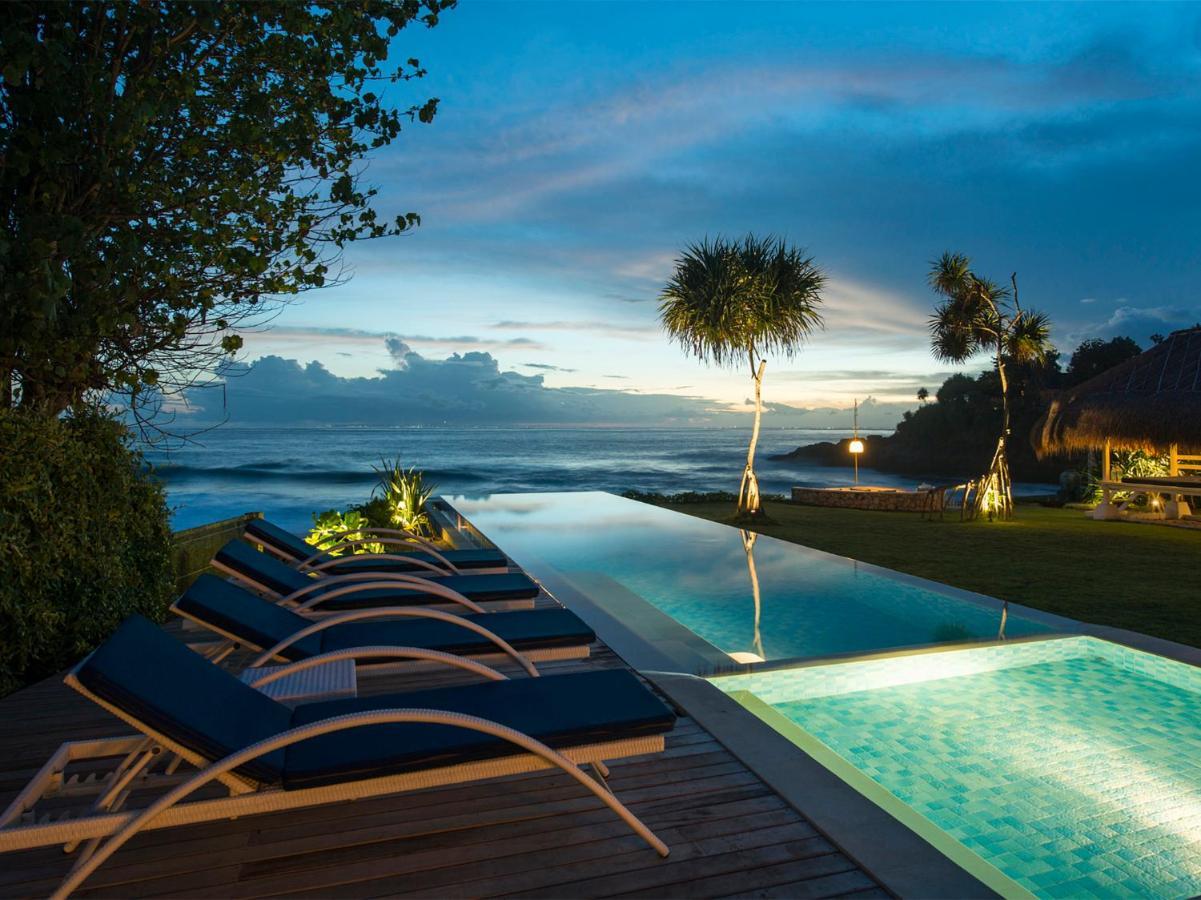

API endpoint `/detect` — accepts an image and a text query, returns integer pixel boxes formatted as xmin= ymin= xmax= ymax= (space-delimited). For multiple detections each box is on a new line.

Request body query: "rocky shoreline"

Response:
xmin=771 ymin=435 xmax=1069 ymax=483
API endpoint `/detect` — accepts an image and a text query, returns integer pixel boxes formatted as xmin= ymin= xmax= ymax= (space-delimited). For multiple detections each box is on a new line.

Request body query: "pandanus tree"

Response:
xmin=660 ymin=236 xmax=825 ymax=518
xmin=927 ymin=252 xmax=1052 ymax=519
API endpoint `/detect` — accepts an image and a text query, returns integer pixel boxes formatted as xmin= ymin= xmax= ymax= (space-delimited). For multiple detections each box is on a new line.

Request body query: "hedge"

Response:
xmin=0 ymin=408 xmax=175 ymax=696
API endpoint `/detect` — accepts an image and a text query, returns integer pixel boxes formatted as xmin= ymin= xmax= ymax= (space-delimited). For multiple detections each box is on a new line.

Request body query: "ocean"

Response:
xmin=146 ymin=426 xmax=1056 ymax=532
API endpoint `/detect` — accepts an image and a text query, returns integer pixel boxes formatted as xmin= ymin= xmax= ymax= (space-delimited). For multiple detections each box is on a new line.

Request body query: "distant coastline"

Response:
xmin=772 ymin=434 xmax=1068 ymax=483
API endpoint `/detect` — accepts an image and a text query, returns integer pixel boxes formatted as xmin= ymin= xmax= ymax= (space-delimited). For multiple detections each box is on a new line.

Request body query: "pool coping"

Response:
xmin=441 ymin=492 xmax=1201 ymax=898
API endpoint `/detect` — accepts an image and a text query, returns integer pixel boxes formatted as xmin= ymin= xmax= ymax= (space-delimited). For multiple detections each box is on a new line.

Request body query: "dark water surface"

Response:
xmin=147 ymin=425 xmax=1053 ymax=532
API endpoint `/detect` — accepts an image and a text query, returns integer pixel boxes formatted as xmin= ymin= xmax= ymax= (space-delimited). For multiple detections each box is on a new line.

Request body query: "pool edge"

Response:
xmin=647 ymin=671 xmax=1002 ymax=900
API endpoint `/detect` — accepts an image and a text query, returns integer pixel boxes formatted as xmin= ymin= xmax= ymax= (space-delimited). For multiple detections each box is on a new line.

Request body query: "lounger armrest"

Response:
xmin=53 ymin=709 xmax=669 ymax=897
xmin=248 ymin=647 xmax=509 ymax=689
xmin=280 ymin=572 xmax=485 ymax=614
xmin=247 ymin=607 xmax=540 ymax=677
xmin=298 ymin=538 xmax=461 ymax=575
xmin=325 ymin=527 xmax=448 ymax=559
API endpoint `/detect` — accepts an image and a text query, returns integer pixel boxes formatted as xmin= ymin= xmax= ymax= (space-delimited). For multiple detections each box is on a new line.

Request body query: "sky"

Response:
xmin=197 ymin=1 xmax=1201 ymax=428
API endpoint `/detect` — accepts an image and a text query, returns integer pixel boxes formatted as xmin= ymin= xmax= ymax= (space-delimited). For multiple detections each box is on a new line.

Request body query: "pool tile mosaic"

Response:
xmin=713 ymin=638 xmax=1201 ymax=898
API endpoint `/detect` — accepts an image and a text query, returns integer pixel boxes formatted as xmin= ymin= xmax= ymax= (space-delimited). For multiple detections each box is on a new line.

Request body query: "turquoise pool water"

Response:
xmin=712 ymin=638 xmax=1201 ymax=898
xmin=451 ymin=491 xmax=1056 ymax=664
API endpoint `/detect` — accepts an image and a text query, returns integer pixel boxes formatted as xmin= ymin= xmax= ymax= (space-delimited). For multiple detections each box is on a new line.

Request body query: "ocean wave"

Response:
xmin=155 ymin=463 xmax=377 ymax=485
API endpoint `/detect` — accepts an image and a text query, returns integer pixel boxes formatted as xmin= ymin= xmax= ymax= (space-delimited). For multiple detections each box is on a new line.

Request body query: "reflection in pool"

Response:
xmin=449 ymin=491 xmax=1055 ymax=663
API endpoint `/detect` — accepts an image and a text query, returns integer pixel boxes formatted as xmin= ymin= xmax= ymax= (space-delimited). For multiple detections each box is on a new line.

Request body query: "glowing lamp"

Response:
xmin=849 ymin=399 xmax=865 ymax=485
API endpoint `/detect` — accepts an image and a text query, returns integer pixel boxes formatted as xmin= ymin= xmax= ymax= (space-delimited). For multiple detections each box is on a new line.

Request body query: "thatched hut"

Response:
xmin=1033 ymin=326 xmax=1201 ymax=517
xmin=1034 ymin=326 xmax=1201 ymax=461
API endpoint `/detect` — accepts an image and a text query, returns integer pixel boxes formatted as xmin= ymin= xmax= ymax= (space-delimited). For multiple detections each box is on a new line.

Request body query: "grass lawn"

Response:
xmin=662 ymin=500 xmax=1201 ymax=649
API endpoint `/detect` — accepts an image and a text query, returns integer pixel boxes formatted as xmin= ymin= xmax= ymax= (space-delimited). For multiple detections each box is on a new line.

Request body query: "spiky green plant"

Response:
xmin=928 ymin=251 xmax=1052 ymax=519
xmin=374 ymin=458 xmax=436 ymax=536
xmin=660 ymin=235 xmax=825 ymax=517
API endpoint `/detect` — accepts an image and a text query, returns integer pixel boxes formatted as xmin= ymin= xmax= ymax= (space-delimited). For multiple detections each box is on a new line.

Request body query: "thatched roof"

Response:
xmin=1033 ymin=326 xmax=1201 ymax=457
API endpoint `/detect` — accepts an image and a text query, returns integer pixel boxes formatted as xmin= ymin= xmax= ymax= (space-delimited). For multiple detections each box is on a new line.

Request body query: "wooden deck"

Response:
xmin=0 ymin=612 xmax=886 ymax=899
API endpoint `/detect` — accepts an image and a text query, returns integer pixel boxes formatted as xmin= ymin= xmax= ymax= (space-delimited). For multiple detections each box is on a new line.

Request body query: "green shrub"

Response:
xmin=305 ymin=508 xmax=384 ymax=555
xmin=0 ymin=408 xmax=174 ymax=696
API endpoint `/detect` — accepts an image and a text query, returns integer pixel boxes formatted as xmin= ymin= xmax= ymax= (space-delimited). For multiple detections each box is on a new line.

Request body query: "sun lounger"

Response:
xmin=212 ymin=539 xmax=541 ymax=612
xmin=0 ymin=616 xmax=674 ymax=896
xmin=244 ymin=517 xmax=510 ymax=576
xmin=174 ymin=573 xmax=595 ymax=670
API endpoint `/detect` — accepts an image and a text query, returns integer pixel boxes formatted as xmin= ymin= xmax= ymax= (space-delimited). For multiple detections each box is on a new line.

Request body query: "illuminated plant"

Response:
xmin=374 ymin=458 xmax=436 ymax=536
xmin=660 ymin=235 xmax=825 ymax=519
xmin=304 ymin=509 xmax=382 ymax=556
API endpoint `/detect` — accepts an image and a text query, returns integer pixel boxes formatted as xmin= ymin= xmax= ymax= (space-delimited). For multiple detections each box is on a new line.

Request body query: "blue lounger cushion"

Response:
xmin=176 ymin=574 xmax=595 ymax=662
xmin=73 ymin=616 xmax=291 ymax=783
xmin=283 ymin=669 xmax=676 ymax=790
xmin=214 ymin=540 xmax=540 ymax=606
xmin=73 ymin=616 xmax=675 ymax=791
xmin=245 ymin=518 xmax=509 ymax=573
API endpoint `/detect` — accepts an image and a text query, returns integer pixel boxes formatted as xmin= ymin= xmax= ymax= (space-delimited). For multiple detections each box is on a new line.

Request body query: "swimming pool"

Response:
xmin=450 ymin=491 xmax=1059 ymax=667
xmin=711 ymin=637 xmax=1201 ymax=898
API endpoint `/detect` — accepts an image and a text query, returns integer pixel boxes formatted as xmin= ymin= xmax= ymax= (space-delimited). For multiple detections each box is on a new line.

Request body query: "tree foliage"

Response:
xmin=660 ymin=235 xmax=824 ymax=516
xmin=928 ymin=253 xmax=1051 ymax=369
xmin=0 ymin=1 xmax=453 ymax=424
xmin=1065 ymin=337 xmax=1142 ymax=386
xmin=0 ymin=407 xmax=174 ymax=695
xmin=660 ymin=236 xmax=825 ymax=372
xmin=926 ymin=251 xmax=1053 ymax=518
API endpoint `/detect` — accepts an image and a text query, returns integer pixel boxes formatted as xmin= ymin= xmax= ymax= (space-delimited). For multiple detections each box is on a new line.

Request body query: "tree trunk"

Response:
xmin=974 ymin=347 xmax=1015 ymax=520
xmin=738 ymin=355 xmax=767 ymax=517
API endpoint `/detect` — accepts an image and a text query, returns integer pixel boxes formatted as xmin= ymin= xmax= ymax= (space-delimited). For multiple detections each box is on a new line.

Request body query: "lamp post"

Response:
xmin=849 ymin=398 xmax=864 ymax=485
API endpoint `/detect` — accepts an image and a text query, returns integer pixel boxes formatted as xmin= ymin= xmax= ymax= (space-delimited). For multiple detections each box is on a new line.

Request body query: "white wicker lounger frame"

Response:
xmin=171 ymin=604 xmax=589 ymax=675
xmin=0 ymin=699 xmax=669 ymax=898
xmin=249 ymin=527 xmax=476 ymax=577
xmin=305 ymin=540 xmax=460 ymax=576
xmin=210 ymin=560 xmax=538 ymax=614
xmin=250 ymin=524 xmax=449 ymax=561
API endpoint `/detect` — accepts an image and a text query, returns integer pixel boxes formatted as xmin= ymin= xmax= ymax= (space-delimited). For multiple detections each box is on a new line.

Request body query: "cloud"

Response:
xmin=251 ymin=325 xmax=550 ymax=356
xmin=492 ymin=319 xmax=657 ymax=340
xmin=1066 ymin=304 xmax=1201 ymax=346
xmin=523 ymin=362 xmax=577 ymax=372
xmin=183 ymin=344 xmax=914 ymax=429
xmin=186 ymin=350 xmax=720 ymax=426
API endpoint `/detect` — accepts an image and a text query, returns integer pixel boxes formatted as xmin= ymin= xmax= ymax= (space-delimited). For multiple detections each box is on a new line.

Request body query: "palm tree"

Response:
xmin=660 ymin=235 xmax=825 ymax=517
xmin=927 ymin=251 xmax=1051 ymax=519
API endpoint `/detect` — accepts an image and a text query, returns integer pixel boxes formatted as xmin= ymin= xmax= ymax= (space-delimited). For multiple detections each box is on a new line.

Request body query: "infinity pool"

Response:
xmin=712 ymin=638 xmax=1201 ymax=898
xmin=450 ymin=491 xmax=1056 ymax=665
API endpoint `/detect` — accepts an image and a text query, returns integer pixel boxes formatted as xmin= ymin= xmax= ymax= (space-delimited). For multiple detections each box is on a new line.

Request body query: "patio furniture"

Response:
xmin=174 ymin=573 xmax=595 ymax=671
xmin=0 ymin=616 xmax=674 ymax=897
xmin=212 ymin=539 xmax=541 ymax=612
xmin=237 ymin=657 xmax=358 ymax=705
xmin=244 ymin=517 xmax=510 ymax=576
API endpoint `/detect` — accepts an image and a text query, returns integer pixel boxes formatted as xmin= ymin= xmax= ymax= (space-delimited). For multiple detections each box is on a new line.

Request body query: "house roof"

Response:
xmin=1032 ymin=326 xmax=1201 ymax=456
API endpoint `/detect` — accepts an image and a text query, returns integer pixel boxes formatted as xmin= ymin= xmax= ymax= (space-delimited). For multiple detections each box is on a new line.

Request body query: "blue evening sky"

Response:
xmin=229 ymin=1 xmax=1201 ymax=426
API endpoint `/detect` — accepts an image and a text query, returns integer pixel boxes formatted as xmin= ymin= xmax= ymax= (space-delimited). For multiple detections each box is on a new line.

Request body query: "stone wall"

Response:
xmin=790 ymin=486 xmax=935 ymax=513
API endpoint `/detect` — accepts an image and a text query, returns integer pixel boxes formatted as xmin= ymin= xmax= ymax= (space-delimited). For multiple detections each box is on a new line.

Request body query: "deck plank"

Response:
xmin=0 ymin=593 xmax=884 ymax=899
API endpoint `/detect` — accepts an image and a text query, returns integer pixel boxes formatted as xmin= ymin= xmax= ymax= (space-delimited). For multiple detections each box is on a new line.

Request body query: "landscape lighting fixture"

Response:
xmin=849 ymin=399 xmax=864 ymax=485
